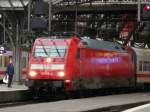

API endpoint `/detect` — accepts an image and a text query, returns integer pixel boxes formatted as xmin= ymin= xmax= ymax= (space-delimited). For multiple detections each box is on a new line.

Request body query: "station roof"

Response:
xmin=44 ymin=0 xmax=63 ymax=4
xmin=1 ymin=0 xmax=150 ymax=10
xmin=0 ymin=0 xmax=150 ymax=11
xmin=0 ymin=0 xmax=63 ymax=11
xmin=0 ymin=0 xmax=28 ymax=10
xmin=0 ymin=0 xmax=150 ymax=14
xmin=49 ymin=0 xmax=150 ymax=6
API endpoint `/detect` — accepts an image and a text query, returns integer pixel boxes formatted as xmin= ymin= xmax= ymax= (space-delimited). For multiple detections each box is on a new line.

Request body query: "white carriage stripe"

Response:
xmin=51 ymin=64 xmax=64 ymax=70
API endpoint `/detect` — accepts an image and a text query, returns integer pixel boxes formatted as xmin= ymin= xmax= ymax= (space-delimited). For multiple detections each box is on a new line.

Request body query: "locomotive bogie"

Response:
xmin=72 ymin=76 xmax=135 ymax=90
xmin=26 ymin=79 xmax=64 ymax=90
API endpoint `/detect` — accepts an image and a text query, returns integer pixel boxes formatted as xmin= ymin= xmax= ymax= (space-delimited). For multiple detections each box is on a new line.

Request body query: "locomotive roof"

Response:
xmin=81 ymin=38 xmax=125 ymax=52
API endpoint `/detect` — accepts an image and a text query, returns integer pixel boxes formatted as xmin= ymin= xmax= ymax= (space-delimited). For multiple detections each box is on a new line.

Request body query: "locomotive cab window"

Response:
xmin=33 ymin=45 xmax=68 ymax=57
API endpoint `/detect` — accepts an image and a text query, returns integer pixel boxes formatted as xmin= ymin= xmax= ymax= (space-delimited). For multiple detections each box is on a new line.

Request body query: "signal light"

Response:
xmin=144 ymin=5 xmax=150 ymax=11
xmin=142 ymin=4 xmax=150 ymax=19
xmin=65 ymin=80 xmax=71 ymax=83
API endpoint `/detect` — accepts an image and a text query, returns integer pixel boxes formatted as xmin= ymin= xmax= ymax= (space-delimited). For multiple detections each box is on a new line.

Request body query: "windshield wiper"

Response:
xmin=51 ymin=39 xmax=61 ymax=57
xmin=39 ymin=40 xmax=49 ymax=56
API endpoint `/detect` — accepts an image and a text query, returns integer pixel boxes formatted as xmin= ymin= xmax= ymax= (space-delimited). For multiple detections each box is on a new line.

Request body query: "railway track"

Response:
xmin=0 ymin=95 xmax=150 ymax=112
xmin=0 ymin=97 xmax=63 ymax=108
xmin=0 ymin=86 xmax=149 ymax=109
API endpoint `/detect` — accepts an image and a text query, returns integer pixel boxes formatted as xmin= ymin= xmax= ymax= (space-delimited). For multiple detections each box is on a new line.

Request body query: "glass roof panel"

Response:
xmin=23 ymin=0 xmax=29 ymax=6
xmin=44 ymin=0 xmax=63 ymax=4
xmin=0 ymin=0 xmax=62 ymax=8
xmin=0 ymin=0 xmax=29 ymax=8
xmin=0 ymin=0 xmax=11 ymax=7
xmin=11 ymin=0 xmax=23 ymax=7
xmin=1 ymin=0 xmax=150 ymax=8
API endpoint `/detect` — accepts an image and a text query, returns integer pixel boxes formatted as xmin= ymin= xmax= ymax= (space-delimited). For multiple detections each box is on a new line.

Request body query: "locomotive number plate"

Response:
xmin=41 ymin=71 xmax=51 ymax=75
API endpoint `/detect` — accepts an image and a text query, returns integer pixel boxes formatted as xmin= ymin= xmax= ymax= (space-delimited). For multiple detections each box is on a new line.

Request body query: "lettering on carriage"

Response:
xmin=92 ymin=57 xmax=122 ymax=64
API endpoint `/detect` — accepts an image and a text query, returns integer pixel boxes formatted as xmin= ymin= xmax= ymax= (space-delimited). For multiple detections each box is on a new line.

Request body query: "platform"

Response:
xmin=0 ymin=83 xmax=28 ymax=91
xmin=123 ymin=103 xmax=150 ymax=112
xmin=0 ymin=83 xmax=28 ymax=102
xmin=0 ymin=92 xmax=150 ymax=112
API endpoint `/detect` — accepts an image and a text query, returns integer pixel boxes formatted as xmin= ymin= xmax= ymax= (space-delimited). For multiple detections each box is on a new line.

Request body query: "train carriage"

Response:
xmin=0 ymin=50 xmax=29 ymax=82
xmin=0 ymin=51 xmax=13 ymax=80
xmin=133 ymin=47 xmax=150 ymax=83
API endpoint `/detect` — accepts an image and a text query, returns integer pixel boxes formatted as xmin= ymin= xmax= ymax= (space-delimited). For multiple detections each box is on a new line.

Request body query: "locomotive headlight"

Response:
xmin=29 ymin=71 xmax=37 ymax=77
xmin=46 ymin=58 xmax=52 ymax=63
xmin=57 ymin=71 xmax=65 ymax=77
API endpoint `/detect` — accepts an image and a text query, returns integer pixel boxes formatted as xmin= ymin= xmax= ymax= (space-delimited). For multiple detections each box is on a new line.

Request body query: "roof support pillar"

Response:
xmin=75 ymin=0 xmax=78 ymax=33
xmin=28 ymin=0 xmax=31 ymax=32
xmin=137 ymin=0 xmax=141 ymax=22
xmin=14 ymin=21 xmax=21 ymax=84
xmin=49 ymin=0 xmax=52 ymax=34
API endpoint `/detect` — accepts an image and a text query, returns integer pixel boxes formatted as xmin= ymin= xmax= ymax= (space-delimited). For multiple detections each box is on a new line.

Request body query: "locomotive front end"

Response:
xmin=26 ymin=38 xmax=70 ymax=90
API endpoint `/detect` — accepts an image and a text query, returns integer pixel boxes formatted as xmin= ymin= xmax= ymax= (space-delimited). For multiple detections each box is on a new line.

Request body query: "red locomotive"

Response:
xmin=26 ymin=34 xmax=135 ymax=92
